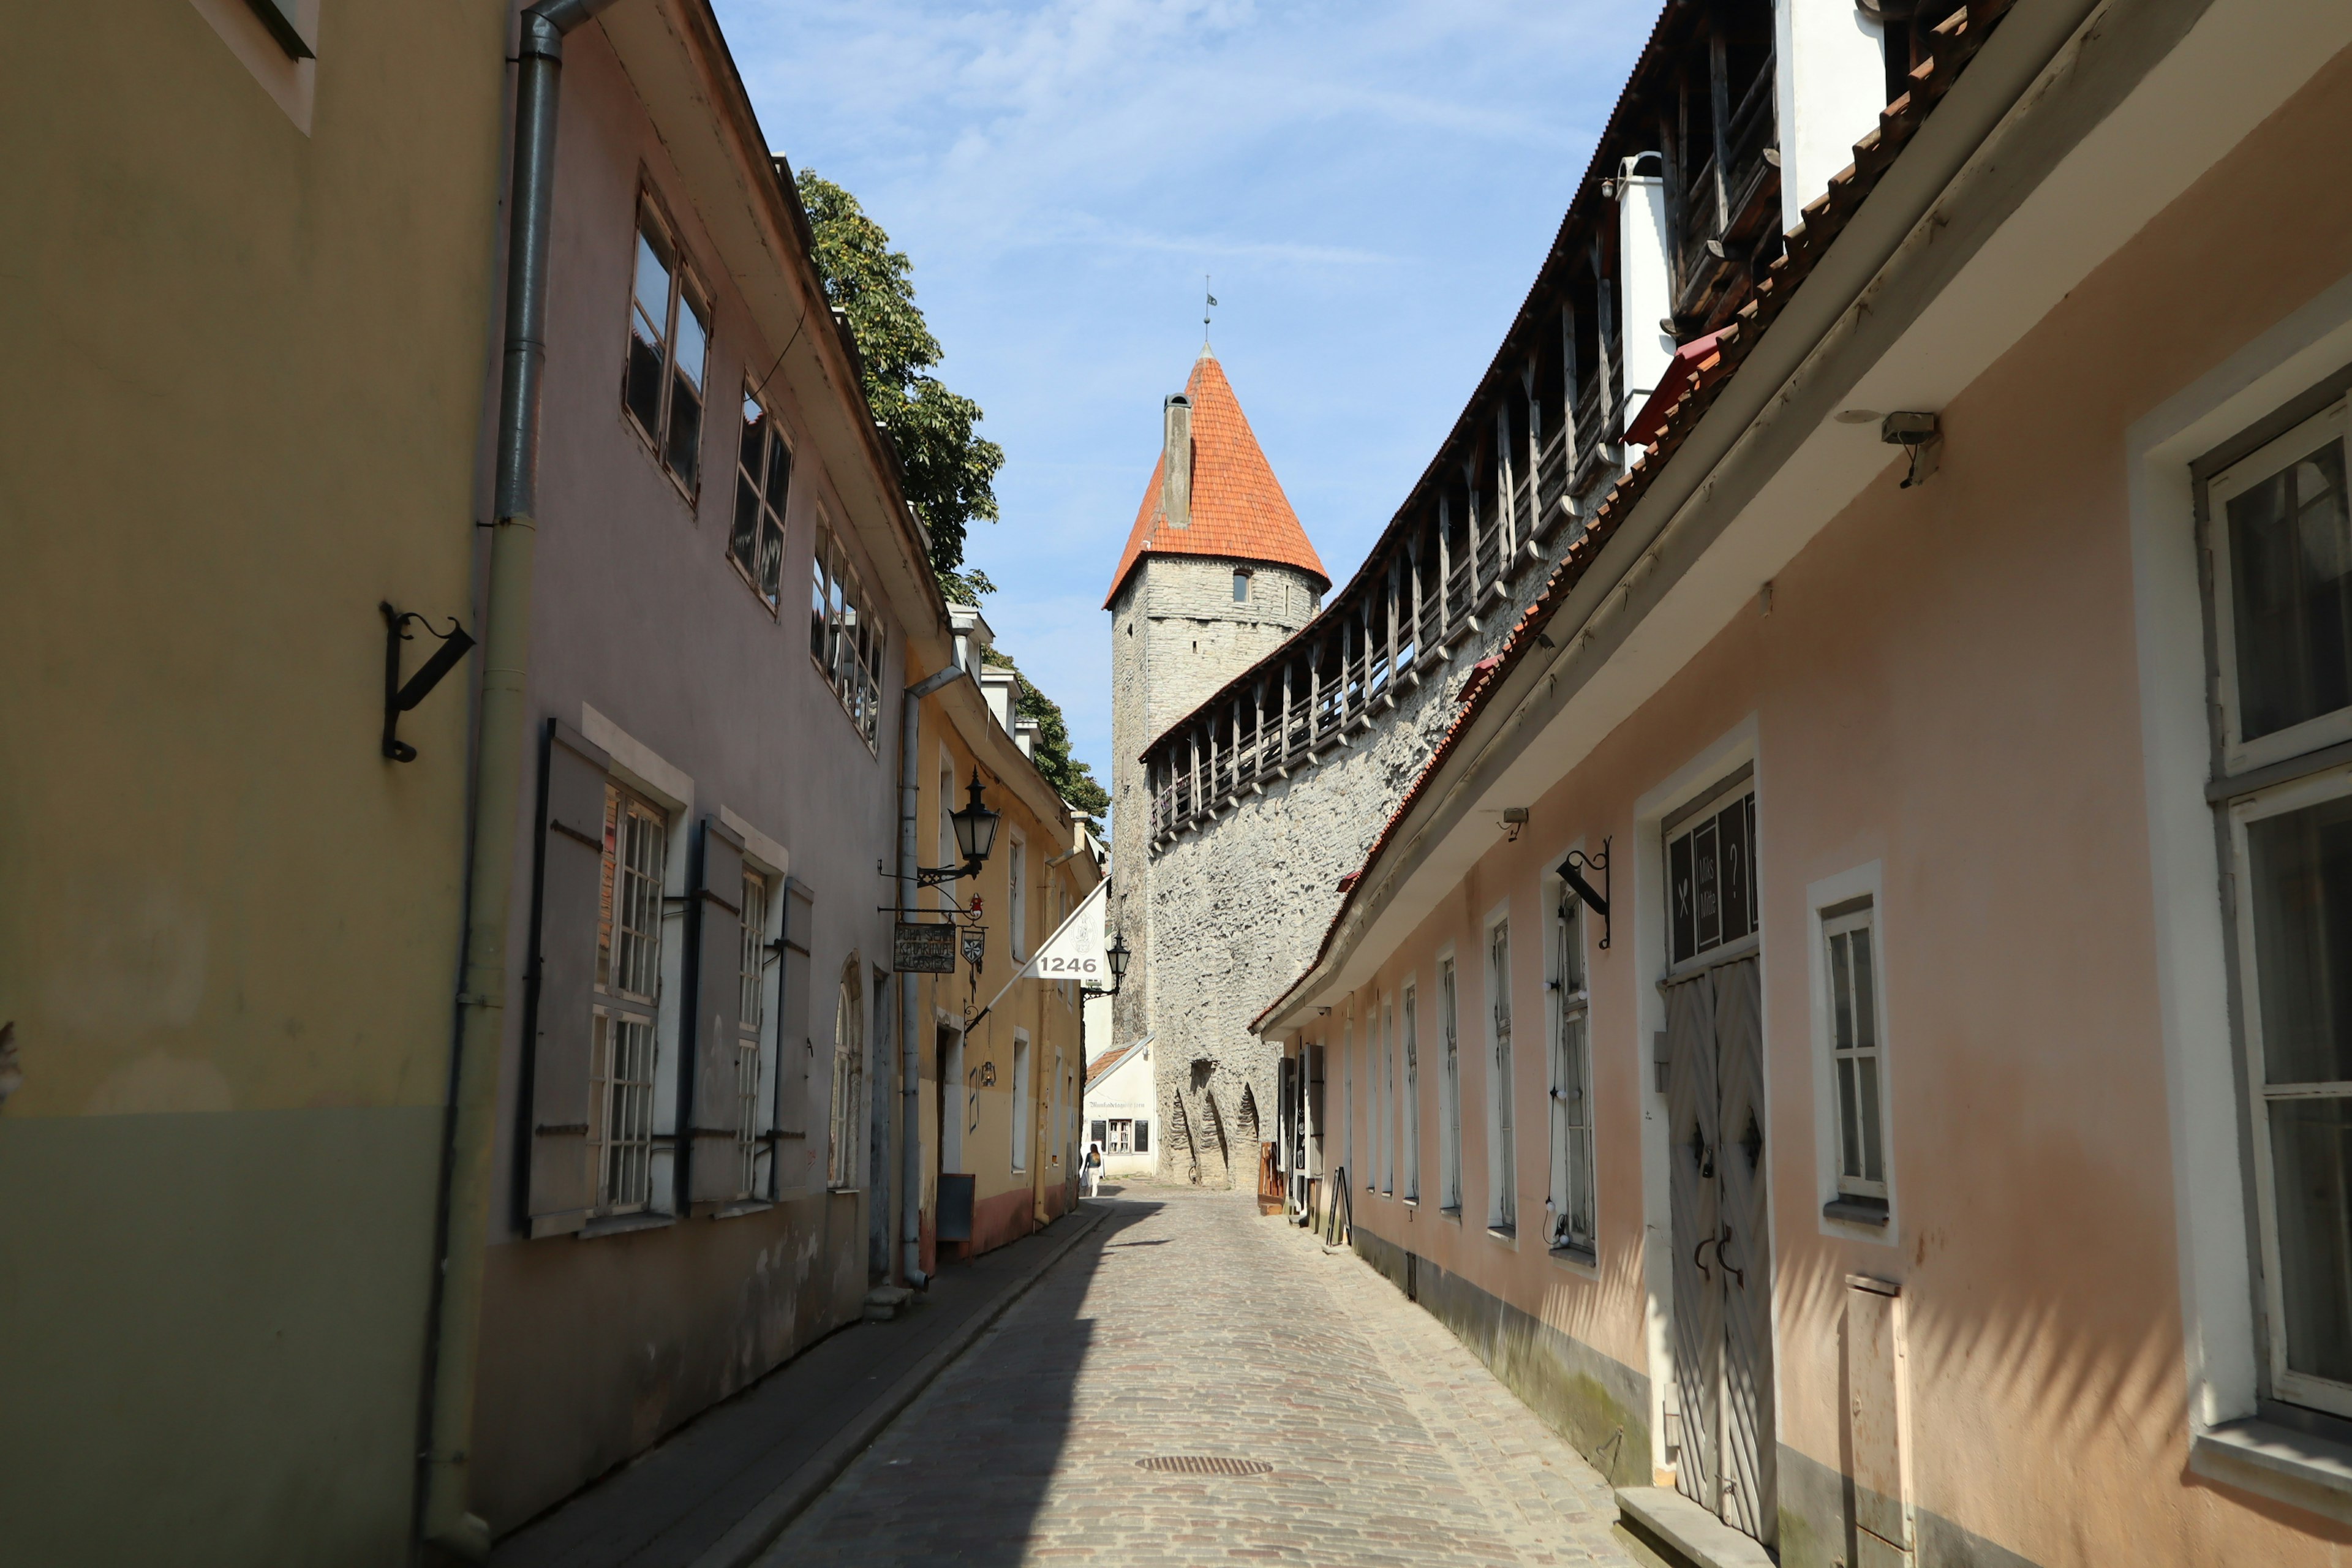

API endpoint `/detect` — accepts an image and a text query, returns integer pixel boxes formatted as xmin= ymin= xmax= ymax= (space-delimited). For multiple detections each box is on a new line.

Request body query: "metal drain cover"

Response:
xmin=1136 ymin=1455 xmax=1274 ymax=1477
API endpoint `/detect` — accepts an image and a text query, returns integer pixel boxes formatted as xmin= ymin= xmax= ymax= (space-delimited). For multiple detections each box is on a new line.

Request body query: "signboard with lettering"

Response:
xmin=894 ymin=921 xmax=957 ymax=974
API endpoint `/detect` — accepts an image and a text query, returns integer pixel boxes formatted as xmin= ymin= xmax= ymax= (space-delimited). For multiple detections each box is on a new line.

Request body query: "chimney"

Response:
xmin=1159 ymin=394 xmax=1193 ymax=532
xmin=1774 ymin=0 xmax=1888 ymax=235
xmin=1615 ymin=152 xmax=1675 ymax=420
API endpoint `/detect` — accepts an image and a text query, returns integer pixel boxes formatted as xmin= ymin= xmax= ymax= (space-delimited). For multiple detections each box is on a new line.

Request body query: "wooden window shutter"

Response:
xmin=527 ymin=720 xmax=611 ymax=1237
xmin=686 ymin=816 xmax=746 ymax=1208
xmin=775 ymin=878 xmax=816 ymax=1140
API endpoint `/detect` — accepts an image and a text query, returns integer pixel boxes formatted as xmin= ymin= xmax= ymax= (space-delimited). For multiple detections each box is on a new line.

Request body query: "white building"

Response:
xmin=1084 ymin=1036 xmax=1155 ymax=1178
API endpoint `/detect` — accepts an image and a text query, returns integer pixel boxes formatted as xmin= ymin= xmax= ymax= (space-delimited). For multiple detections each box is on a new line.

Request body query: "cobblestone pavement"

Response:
xmin=757 ymin=1183 xmax=1635 ymax=1567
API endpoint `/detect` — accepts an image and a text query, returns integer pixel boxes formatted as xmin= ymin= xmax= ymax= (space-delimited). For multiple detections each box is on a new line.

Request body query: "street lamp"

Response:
xmin=918 ymin=775 xmax=1001 ymax=888
xmin=1107 ymin=931 xmax=1131 ymax=990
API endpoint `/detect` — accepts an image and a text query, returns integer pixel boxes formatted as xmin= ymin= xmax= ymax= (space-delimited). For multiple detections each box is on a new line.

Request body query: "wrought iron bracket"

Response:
xmin=380 ymin=602 xmax=475 ymax=763
xmin=1558 ymin=837 xmax=1612 ymax=949
xmin=914 ymin=861 xmax=981 ymax=889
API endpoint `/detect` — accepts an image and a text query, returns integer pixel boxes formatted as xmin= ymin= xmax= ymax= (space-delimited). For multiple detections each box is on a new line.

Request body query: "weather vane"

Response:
xmin=1204 ymin=274 xmax=1217 ymax=345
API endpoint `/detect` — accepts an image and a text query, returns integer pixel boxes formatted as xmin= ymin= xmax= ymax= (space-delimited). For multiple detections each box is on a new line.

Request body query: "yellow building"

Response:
xmin=0 ymin=4 xmax=512 ymax=1562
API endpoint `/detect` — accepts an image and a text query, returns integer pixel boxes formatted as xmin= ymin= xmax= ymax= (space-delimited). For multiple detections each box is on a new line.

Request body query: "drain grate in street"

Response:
xmin=1136 ymin=1455 xmax=1274 ymax=1477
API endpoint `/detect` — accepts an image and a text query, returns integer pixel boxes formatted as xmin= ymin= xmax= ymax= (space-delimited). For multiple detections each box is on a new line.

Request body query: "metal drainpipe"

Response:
xmin=899 ymin=661 xmax=968 ymax=1287
xmin=419 ymin=1 xmax=622 ymax=1556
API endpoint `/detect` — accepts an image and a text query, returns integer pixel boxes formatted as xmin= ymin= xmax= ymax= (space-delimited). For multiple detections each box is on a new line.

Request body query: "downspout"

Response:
xmin=899 ymin=660 xmax=969 ymax=1287
xmin=420 ymin=1 xmax=622 ymax=1556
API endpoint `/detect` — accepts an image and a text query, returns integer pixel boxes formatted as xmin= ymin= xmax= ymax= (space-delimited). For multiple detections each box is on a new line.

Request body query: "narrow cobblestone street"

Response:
xmin=758 ymin=1185 xmax=1636 ymax=1567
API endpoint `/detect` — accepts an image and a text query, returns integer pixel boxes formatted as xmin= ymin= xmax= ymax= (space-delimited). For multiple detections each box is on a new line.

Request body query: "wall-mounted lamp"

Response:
xmin=380 ymin=602 xmax=475 ymax=763
xmin=918 ymin=776 xmax=1003 ymax=888
xmin=1881 ymin=411 xmax=1942 ymax=489
xmin=1502 ymin=805 xmax=1529 ymax=843
xmin=1559 ymin=838 xmax=1613 ymax=951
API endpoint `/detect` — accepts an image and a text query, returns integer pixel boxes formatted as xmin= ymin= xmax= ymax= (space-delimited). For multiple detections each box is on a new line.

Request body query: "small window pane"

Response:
xmin=810 ymin=554 xmax=830 ymax=662
xmin=2231 ymin=435 xmax=2352 ymax=742
xmin=1830 ymin=932 xmax=1853 ymax=1050
xmin=1234 ymin=571 xmax=1250 ymax=602
xmin=1858 ymin=1055 xmax=1883 ymax=1182
xmin=625 ymin=232 xmax=671 ymax=438
xmin=1838 ymin=1058 xmax=1860 ymax=1180
xmin=2248 ymin=792 xmax=2352 ymax=1086
xmin=1852 ymin=927 xmax=1875 ymax=1050
xmin=2270 ymin=1096 xmax=2352 ymax=1384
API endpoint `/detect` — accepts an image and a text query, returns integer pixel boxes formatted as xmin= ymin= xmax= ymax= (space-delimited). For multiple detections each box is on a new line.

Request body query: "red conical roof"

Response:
xmin=1102 ymin=350 xmax=1328 ymax=609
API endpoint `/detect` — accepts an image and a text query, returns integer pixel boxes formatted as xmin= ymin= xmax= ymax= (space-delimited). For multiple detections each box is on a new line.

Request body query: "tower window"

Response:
xmin=1234 ymin=570 xmax=1252 ymax=603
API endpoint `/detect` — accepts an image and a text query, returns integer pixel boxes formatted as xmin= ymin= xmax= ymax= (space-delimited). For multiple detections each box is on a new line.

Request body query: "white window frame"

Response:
xmin=1547 ymin=873 xmax=1596 ymax=1259
xmin=1439 ymin=951 xmax=1463 ymax=1214
xmin=1011 ymin=1030 xmax=1033 ymax=1172
xmin=1823 ymin=902 xmax=1889 ymax=1202
xmin=623 ymin=194 xmax=711 ymax=497
xmin=1806 ymin=862 xmax=1898 ymax=1242
xmin=2207 ymin=398 xmax=2352 ymax=777
xmin=1485 ymin=907 xmax=1517 ymax=1237
xmin=1379 ymin=996 xmax=1395 ymax=1194
xmin=1665 ymin=769 xmax=1760 ymax=979
xmin=728 ymin=385 xmax=791 ymax=612
xmin=2230 ymin=763 xmax=2352 ymax=1417
xmin=1402 ymin=977 xmax=1421 ymax=1202
xmin=1009 ymin=834 xmax=1029 ymax=963
xmin=591 ymin=780 xmax=669 ymax=1216
xmin=826 ymin=959 xmax=864 ymax=1191
xmin=719 ymin=806 xmax=789 ymax=1207
xmin=809 ymin=519 xmax=885 ymax=750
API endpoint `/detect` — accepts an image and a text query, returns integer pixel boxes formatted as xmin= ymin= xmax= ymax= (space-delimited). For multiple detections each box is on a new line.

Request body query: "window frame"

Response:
xmin=808 ymin=521 xmax=886 ymax=752
xmin=1009 ymin=833 xmax=1029 ymax=963
xmin=622 ymin=196 xmax=712 ymax=499
xmin=1485 ymin=909 xmax=1517 ymax=1237
xmin=1011 ymin=1030 xmax=1032 ymax=1172
xmin=1401 ymin=978 xmax=1421 ymax=1203
xmin=2207 ymin=398 xmax=2352 ymax=778
xmin=1665 ymin=769 xmax=1759 ymax=978
xmin=1548 ymin=878 xmax=1597 ymax=1261
xmin=1439 ymin=952 xmax=1463 ymax=1214
xmin=728 ymin=385 xmax=792 ymax=612
xmin=826 ymin=960 xmax=863 ymax=1191
xmin=1822 ymin=900 xmax=1890 ymax=1204
xmin=1233 ymin=568 xmax=1253 ymax=603
xmin=592 ymin=782 xmax=670 ymax=1216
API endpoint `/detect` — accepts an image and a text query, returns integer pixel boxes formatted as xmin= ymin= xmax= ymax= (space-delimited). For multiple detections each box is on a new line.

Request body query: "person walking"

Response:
xmin=1081 ymin=1142 xmax=1102 ymax=1198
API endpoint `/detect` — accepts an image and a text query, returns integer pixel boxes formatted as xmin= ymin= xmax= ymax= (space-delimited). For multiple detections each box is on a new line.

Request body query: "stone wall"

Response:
xmin=1129 ymin=542 xmax=1570 ymax=1188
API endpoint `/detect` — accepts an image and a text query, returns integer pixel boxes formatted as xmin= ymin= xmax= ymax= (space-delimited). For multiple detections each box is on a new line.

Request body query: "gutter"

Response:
xmin=898 ymin=659 xmax=970 ymax=1287
xmin=417 ymin=1 xmax=625 ymax=1556
xmin=1259 ymin=0 xmax=2197 ymax=1038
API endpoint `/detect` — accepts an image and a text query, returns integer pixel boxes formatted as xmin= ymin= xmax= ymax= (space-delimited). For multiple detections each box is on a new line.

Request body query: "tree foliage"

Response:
xmin=796 ymin=170 xmax=1003 ymax=579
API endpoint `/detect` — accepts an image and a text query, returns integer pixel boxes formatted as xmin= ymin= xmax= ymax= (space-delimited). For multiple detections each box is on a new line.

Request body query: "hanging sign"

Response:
xmin=894 ymin=921 xmax=957 ymax=974
xmin=1024 ymin=881 xmax=1109 ymax=984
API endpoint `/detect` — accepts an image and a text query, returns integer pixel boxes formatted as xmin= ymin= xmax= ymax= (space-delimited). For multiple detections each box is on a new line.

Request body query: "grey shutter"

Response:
xmin=775 ymin=878 xmax=816 ymax=1139
xmin=527 ymin=720 xmax=610 ymax=1237
xmin=686 ymin=817 xmax=746 ymax=1209
xmin=1134 ymin=1118 xmax=1149 ymax=1154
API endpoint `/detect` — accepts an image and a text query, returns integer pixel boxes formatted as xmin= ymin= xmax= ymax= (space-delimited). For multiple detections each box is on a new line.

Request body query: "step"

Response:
xmin=1613 ymin=1487 xmax=1777 ymax=1568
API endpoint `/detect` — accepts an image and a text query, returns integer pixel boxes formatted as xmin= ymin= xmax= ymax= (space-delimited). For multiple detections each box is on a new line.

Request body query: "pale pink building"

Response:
xmin=1245 ymin=2 xmax=2352 ymax=1564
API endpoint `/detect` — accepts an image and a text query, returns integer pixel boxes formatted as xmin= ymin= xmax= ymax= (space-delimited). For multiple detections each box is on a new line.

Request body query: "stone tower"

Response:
xmin=1103 ymin=347 xmax=1326 ymax=1182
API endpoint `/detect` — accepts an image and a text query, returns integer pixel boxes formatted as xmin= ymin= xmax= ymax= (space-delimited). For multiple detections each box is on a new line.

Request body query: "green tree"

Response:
xmin=983 ymin=649 xmax=1111 ymax=831
xmin=796 ymin=170 xmax=1003 ymax=580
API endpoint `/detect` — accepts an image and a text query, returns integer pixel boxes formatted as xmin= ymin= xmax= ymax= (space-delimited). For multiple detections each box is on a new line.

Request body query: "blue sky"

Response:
xmin=718 ymin=0 xmax=1653 ymax=810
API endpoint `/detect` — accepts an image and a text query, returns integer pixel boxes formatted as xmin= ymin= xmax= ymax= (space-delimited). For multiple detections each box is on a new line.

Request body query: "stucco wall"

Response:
xmin=1295 ymin=44 xmax=2352 ymax=1568
xmin=0 ymin=4 xmax=511 ymax=1562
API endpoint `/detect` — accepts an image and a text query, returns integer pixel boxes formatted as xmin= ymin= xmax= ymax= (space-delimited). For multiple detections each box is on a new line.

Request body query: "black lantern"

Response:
xmin=950 ymin=775 xmax=1001 ymax=869
xmin=1107 ymin=931 xmax=1132 ymax=986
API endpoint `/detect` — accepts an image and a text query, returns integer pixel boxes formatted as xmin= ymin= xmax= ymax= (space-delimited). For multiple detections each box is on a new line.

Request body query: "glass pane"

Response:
xmin=665 ymin=375 xmax=703 ymax=486
xmin=810 ymin=555 xmax=830 ymax=662
xmin=1670 ymin=831 xmax=1695 ymax=963
xmin=1830 ymin=932 xmax=1853 ymax=1052
xmin=1858 ymin=1055 xmax=1883 ymax=1184
xmin=1694 ymin=818 xmax=1721 ymax=951
xmin=764 ymin=429 xmax=792 ymax=507
xmin=1717 ymin=800 xmax=1751 ymax=945
xmin=673 ymin=292 xmax=709 ymax=393
xmin=2271 ymin=1096 xmax=2352 ymax=1385
xmin=729 ymin=472 xmax=763 ymax=576
xmin=739 ymin=396 xmax=765 ymax=476
xmin=625 ymin=325 xmax=665 ymax=439
xmin=632 ymin=231 xmax=671 ymax=329
xmin=2230 ymin=435 xmax=2352 ymax=741
xmin=1838 ymin=1058 xmax=1861 ymax=1180
xmin=2248 ymin=791 xmax=2352 ymax=1085
xmin=758 ymin=519 xmax=784 ymax=606
xmin=1852 ymin=927 xmax=1877 ymax=1051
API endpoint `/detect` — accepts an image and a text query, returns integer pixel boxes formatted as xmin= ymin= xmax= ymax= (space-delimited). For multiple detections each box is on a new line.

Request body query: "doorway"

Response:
xmin=1661 ymin=769 xmax=1776 ymax=1547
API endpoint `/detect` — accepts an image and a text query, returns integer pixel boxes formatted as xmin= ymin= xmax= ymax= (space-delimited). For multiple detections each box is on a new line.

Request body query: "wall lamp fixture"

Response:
xmin=1558 ymin=839 xmax=1613 ymax=951
xmin=917 ymin=776 xmax=1003 ymax=888
xmin=380 ymin=602 xmax=475 ymax=763
xmin=1881 ymin=411 xmax=1942 ymax=489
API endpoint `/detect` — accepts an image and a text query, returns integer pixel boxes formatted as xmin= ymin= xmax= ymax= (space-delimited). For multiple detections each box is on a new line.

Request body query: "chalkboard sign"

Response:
xmin=894 ymin=921 xmax=956 ymax=973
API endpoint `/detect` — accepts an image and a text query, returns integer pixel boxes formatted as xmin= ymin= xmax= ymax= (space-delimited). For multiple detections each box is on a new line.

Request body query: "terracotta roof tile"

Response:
xmin=1102 ymin=350 xmax=1329 ymax=608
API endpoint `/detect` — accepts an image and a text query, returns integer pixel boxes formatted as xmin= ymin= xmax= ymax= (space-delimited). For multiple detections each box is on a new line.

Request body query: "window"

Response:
xmin=624 ymin=202 xmax=710 ymax=492
xmin=1550 ymin=891 xmax=1596 ymax=1256
xmin=1382 ymin=998 xmax=1396 ymax=1194
xmin=1441 ymin=957 xmax=1463 ymax=1212
xmin=1343 ymin=1020 xmax=1355 ymax=1180
xmin=1233 ymin=569 xmax=1252 ymax=603
xmin=1011 ymin=1033 xmax=1032 ymax=1171
xmin=1402 ymin=982 xmax=1421 ymax=1201
xmin=826 ymin=963 xmax=862 ymax=1189
xmin=729 ymin=391 xmax=790 ymax=609
xmin=1823 ymin=901 xmax=1888 ymax=1206
xmin=1134 ymin=1117 xmax=1150 ymax=1154
xmin=1009 ymin=835 xmax=1029 ymax=963
xmin=809 ymin=525 xmax=884 ymax=748
xmin=1106 ymin=1118 xmax=1134 ymax=1155
xmin=2206 ymin=393 xmax=2352 ymax=1418
xmin=1668 ymin=772 xmax=1757 ymax=970
xmin=1488 ymin=919 xmax=1517 ymax=1232
xmin=736 ymin=868 xmax=771 ymax=1199
xmin=593 ymin=783 xmax=669 ymax=1213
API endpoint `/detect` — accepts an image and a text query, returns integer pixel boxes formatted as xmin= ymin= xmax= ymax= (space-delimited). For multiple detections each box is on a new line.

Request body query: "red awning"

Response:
xmin=1622 ymin=328 xmax=1730 ymax=452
